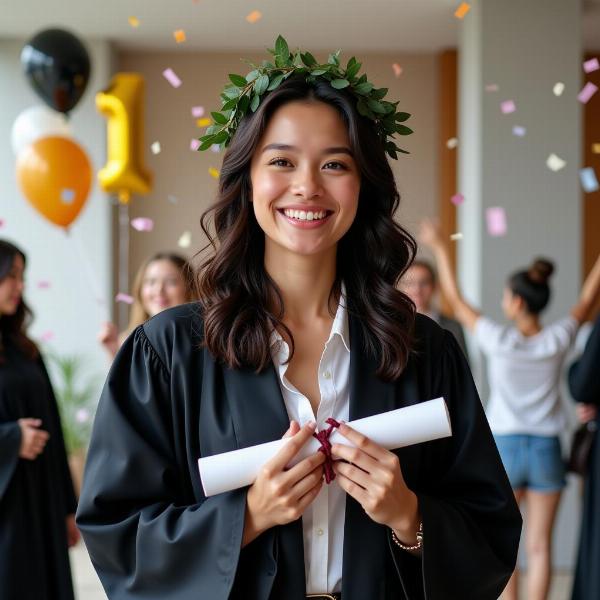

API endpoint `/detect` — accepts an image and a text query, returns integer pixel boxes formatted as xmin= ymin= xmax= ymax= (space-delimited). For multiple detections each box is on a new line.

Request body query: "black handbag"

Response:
xmin=567 ymin=421 xmax=598 ymax=475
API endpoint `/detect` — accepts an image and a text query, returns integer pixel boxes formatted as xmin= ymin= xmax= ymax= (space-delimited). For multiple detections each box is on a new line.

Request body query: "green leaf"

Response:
xmin=395 ymin=112 xmax=411 ymax=122
xmin=224 ymin=86 xmax=241 ymax=99
xmin=250 ymin=94 xmax=260 ymax=112
xmin=254 ymin=74 xmax=270 ymax=95
xmin=267 ymin=73 xmax=285 ymax=90
xmin=275 ymin=35 xmax=290 ymax=60
xmin=346 ymin=60 xmax=361 ymax=80
xmin=367 ymin=99 xmax=387 ymax=114
xmin=354 ymin=82 xmax=373 ymax=95
xmin=205 ymin=125 xmax=220 ymax=135
xmin=211 ymin=111 xmax=228 ymax=125
xmin=211 ymin=131 xmax=228 ymax=144
xmin=199 ymin=136 xmax=216 ymax=151
xmin=246 ymin=69 xmax=260 ymax=82
xmin=371 ymin=87 xmax=388 ymax=100
xmin=229 ymin=74 xmax=247 ymax=87
xmin=328 ymin=50 xmax=341 ymax=66
xmin=330 ymin=78 xmax=350 ymax=89
xmin=396 ymin=124 xmax=413 ymax=135
xmin=311 ymin=69 xmax=328 ymax=76
xmin=221 ymin=97 xmax=238 ymax=111
xmin=237 ymin=94 xmax=250 ymax=113
xmin=301 ymin=52 xmax=317 ymax=67
xmin=356 ymin=98 xmax=369 ymax=117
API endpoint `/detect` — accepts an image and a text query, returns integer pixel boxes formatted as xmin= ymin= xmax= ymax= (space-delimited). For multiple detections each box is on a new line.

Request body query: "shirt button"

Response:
xmin=316 ymin=528 xmax=324 ymax=536
xmin=322 ymin=370 xmax=332 ymax=379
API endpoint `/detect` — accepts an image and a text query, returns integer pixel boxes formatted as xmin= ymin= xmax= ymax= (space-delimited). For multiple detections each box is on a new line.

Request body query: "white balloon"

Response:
xmin=10 ymin=106 xmax=73 ymax=156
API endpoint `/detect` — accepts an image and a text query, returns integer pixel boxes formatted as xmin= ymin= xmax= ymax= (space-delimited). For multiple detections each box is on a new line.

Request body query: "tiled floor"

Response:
xmin=70 ymin=542 xmax=573 ymax=600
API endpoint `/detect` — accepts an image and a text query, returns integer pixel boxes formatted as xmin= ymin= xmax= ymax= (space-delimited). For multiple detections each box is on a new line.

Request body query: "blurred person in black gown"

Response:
xmin=0 ymin=239 xmax=79 ymax=600
xmin=569 ymin=313 xmax=600 ymax=600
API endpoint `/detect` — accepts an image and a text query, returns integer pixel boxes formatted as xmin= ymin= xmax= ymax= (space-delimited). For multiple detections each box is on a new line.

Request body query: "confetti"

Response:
xmin=392 ymin=63 xmax=403 ymax=78
xmin=174 ymin=29 xmax=186 ymax=43
xmin=40 ymin=331 xmax=54 ymax=342
xmin=178 ymin=231 xmax=192 ymax=248
xmin=76 ymin=409 xmax=91 ymax=424
xmin=151 ymin=141 xmax=161 ymax=154
xmin=128 ymin=16 xmax=140 ymax=27
xmin=485 ymin=84 xmax=499 ymax=92
xmin=546 ymin=153 xmax=566 ymax=172
xmin=451 ymin=193 xmax=465 ymax=206
xmin=454 ymin=2 xmax=471 ymax=19
xmin=60 ymin=188 xmax=75 ymax=204
xmin=209 ymin=167 xmax=220 ymax=179
xmin=37 ymin=281 xmax=51 ymax=290
xmin=580 ymin=167 xmax=599 ymax=193
xmin=446 ymin=137 xmax=458 ymax=149
xmin=191 ymin=105 xmax=205 ymax=118
xmin=450 ymin=233 xmax=463 ymax=241
xmin=553 ymin=82 xmax=565 ymax=96
xmin=583 ymin=58 xmax=599 ymax=74
xmin=500 ymin=100 xmax=516 ymax=114
xmin=486 ymin=207 xmax=507 ymax=237
xmin=578 ymin=82 xmax=598 ymax=104
xmin=592 ymin=143 xmax=600 ymax=154
xmin=246 ymin=10 xmax=262 ymax=23
xmin=163 ymin=68 xmax=182 ymax=88
xmin=197 ymin=117 xmax=212 ymax=127
xmin=512 ymin=125 xmax=526 ymax=137
xmin=190 ymin=139 xmax=201 ymax=151
xmin=0 ymin=219 xmax=4 ymax=228
xmin=115 ymin=292 xmax=134 ymax=304
xmin=130 ymin=217 xmax=154 ymax=232
xmin=211 ymin=144 xmax=221 ymax=153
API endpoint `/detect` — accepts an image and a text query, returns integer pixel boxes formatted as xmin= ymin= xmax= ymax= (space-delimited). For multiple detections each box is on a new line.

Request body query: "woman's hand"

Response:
xmin=576 ymin=403 xmax=597 ymax=424
xmin=97 ymin=321 xmax=119 ymax=357
xmin=418 ymin=218 xmax=443 ymax=250
xmin=331 ymin=423 xmax=420 ymax=545
xmin=18 ymin=418 xmax=50 ymax=460
xmin=66 ymin=514 xmax=80 ymax=547
xmin=243 ymin=421 xmax=326 ymax=547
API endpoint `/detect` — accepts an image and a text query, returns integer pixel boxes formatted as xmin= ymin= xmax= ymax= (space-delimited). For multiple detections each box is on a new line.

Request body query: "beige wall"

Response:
xmin=117 ymin=50 xmax=439 ymax=304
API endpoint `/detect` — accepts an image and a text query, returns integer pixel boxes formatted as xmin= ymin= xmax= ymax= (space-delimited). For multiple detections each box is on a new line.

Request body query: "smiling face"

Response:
xmin=0 ymin=254 xmax=25 ymax=316
xmin=400 ymin=264 xmax=435 ymax=313
xmin=140 ymin=259 xmax=189 ymax=317
xmin=249 ymin=100 xmax=361 ymax=260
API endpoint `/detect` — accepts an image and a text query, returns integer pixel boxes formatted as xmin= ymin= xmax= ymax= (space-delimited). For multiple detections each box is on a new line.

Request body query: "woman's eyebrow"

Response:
xmin=261 ymin=143 xmax=354 ymax=156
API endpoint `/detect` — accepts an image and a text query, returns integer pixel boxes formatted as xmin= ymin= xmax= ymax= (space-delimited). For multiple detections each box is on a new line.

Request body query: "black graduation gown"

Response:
xmin=0 ymin=343 xmax=77 ymax=600
xmin=76 ymin=303 xmax=521 ymax=600
xmin=569 ymin=315 xmax=600 ymax=600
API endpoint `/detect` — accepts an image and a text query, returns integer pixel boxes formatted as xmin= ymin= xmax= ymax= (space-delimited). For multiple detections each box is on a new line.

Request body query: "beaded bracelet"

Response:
xmin=390 ymin=522 xmax=423 ymax=552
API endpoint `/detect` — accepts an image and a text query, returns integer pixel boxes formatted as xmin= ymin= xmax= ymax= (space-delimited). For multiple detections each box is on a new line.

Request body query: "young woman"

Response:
xmin=77 ymin=42 xmax=521 ymax=600
xmin=98 ymin=252 xmax=194 ymax=358
xmin=420 ymin=220 xmax=600 ymax=600
xmin=0 ymin=240 xmax=79 ymax=600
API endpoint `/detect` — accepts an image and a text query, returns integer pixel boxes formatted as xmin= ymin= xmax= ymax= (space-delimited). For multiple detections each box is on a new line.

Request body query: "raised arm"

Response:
xmin=571 ymin=252 xmax=600 ymax=324
xmin=418 ymin=220 xmax=481 ymax=332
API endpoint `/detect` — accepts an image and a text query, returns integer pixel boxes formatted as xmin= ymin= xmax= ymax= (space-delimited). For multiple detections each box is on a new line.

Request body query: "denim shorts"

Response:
xmin=493 ymin=434 xmax=566 ymax=493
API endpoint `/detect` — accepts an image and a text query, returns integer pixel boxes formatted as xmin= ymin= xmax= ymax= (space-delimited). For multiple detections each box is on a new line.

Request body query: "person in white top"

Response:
xmin=420 ymin=219 xmax=600 ymax=600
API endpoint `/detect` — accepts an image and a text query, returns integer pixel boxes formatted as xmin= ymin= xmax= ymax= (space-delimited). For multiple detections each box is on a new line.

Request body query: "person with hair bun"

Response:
xmin=420 ymin=219 xmax=600 ymax=600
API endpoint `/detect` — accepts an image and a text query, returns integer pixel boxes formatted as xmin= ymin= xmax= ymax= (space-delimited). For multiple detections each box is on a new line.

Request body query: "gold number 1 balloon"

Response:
xmin=96 ymin=73 xmax=152 ymax=204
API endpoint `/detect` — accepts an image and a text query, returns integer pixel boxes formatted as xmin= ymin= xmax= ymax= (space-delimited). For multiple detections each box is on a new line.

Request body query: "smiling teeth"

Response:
xmin=283 ymin=209 xmax=328 ymax=221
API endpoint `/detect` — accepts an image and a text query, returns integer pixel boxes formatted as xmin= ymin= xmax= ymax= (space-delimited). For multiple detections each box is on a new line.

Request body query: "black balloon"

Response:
xmin=21 ymin=28 xmax=91 ymax=114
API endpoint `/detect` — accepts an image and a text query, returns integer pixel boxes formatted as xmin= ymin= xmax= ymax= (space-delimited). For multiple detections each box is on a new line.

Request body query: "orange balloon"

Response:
xmin=16 ymin=136 xmax=92 ymax=228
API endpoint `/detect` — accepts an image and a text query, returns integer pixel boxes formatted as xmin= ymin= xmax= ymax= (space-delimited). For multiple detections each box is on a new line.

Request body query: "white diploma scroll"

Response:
xmin=198 ymin=397 xmax=451 ymax=497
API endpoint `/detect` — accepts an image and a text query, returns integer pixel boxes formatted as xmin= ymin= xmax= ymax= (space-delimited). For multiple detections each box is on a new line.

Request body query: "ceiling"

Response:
xmin=0 ymin=0 xmax=598 ymax=53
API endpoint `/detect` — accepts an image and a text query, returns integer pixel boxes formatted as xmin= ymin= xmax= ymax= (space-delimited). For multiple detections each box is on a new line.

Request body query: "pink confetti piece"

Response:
xmin=500 ymin=100 xmax=516 ymax=114
xmin=190 ymin=139 xmax=201 ymax=151
xmin=392 ymin=63 xmax=403 ymax=78
xmin=37 ymin=281 xmax=51 ymax=290
xmin=61 ymin=188 xmax=75 ymax=203
xmin=163 ymin=68 xmax=182 ymax=88
xmin=191 ymin=105 xmax=205 ymax=118
xmin=40 ymin=331 xmax=54 ymax=342
xmin=578 ymin=82 xmax=598 ymax=104
xmin=0 ymin=219 xmax=4 ymax=228
xmin=583 ymin=58 xmax=599 ymax=74
xmin=451 ymin=193 xmax=465 ymax=206
xmin=485 ymin=83 xmax=499 ymax=92
xmin=115 ymin=292 xmax=134 ymax=304
xmin=130 ymin=217 xmax=154 ymax=232
xmin=486 ymin=207 xmax=507 ymax=237
xmin=512 ymin=125 xmax=526 ymax=137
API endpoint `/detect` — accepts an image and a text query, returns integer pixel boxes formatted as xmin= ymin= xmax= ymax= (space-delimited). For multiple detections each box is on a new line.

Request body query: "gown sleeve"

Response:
xmin=0 ymin=421 xmax=21 ymax=501
xmin=390 ymin=330 xmax=522 ymax=599
xmin=568 ymin=315 xmax=600 ymax=406
xmin=76 ymin=325 xmax=248 ymax=600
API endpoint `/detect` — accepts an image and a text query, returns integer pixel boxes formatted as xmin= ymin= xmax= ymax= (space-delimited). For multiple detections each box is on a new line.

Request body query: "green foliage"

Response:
xmin=46 ymin=353 xmax=100 ymax=455
xmin=195 ymin=35 xmax=413 ymax=160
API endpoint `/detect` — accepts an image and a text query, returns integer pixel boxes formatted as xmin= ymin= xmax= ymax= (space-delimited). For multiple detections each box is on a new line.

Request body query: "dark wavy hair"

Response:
xmin=508 ymin=258 xmax=555 ymax=315
xmin=0 ymin=240 xmax=38 ymax=363
xmin=197 ymin=75 xmax=417 ymax=381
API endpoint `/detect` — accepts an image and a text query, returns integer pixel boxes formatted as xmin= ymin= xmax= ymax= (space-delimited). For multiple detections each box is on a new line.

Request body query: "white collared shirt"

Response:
xmin=269 ymin=286 xmax=350 ymax=594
